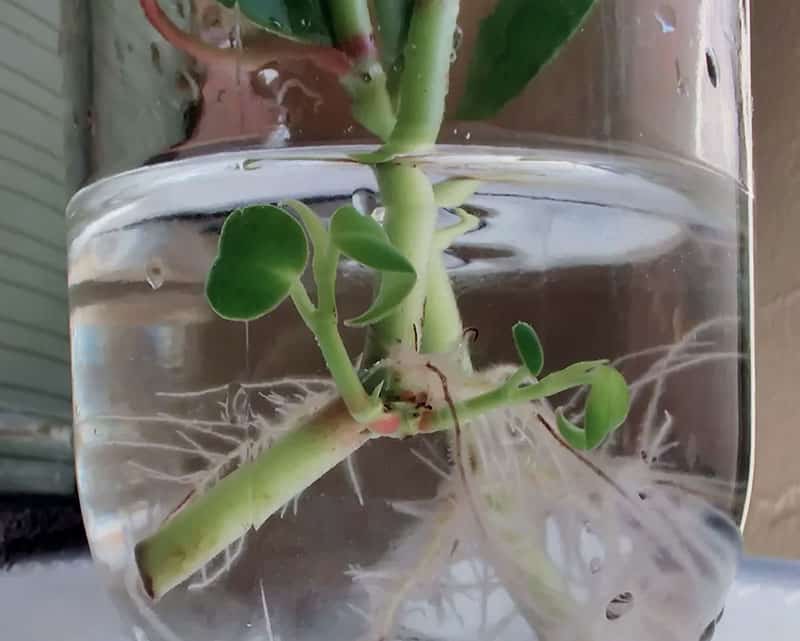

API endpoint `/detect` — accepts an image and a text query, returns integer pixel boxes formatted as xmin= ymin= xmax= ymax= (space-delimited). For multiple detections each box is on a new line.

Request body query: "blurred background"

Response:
xmin=0 ymin=0 xmax=797 ymax=638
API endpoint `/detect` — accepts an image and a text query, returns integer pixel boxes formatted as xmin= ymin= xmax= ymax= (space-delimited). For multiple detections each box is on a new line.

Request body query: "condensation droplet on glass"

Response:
xmin=352 ymin=188 xmax=378 ymax=215
xmin=149 ymin=43 xmax=162 ymax=74
xmin=259 ymin=68 xmax=279 ymax=85
xmin=133 ymin=626 xmax=151 ymax=641
xmin=605 ymin=592 xmax=635 ymax=621
xmin=705 ymin=48 xmax=719 ymax=88
xmin=655 ymin=5 xmax=677 ymax=34
xmin=465 ymin=131 xmax=472 ymax=141
xmin=589 ymin=557 xmax=603 ymax=574
xmin=450 ymin=26 xmax=464 ymax=63
xmin=675 ymin=60 xmax=689 ymax=96
xmin=145 ymin=258 xmax=165 ymax=290
xmin=300 ymin=18 xmax=309 ymax=28
xmin=453 ymin=25 xmax=464 ymax=51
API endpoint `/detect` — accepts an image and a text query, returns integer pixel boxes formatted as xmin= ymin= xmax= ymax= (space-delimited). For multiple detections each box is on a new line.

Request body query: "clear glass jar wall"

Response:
xmin=67 ymin=2 xmax=752 ymax=641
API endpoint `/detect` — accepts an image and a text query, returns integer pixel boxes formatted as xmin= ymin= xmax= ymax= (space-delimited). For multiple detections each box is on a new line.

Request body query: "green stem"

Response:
xmin=390 ymin=0 xmax=459 ymax=150
xmin=134 ymin=358 xmax=600 ymax=598
xmin=135 ymin=400 xmax=370 ymax=600
xmin=330 ymin=0 xmax=397 ymax=140
xmin=422 ymin=208 xmax=479 ymax=359
xmin=328 ymin=0 xmax=373 ymax=43
xmin=364 ymin=164 xmax=439 ymax=361
xmin=290 ymin=284 xmax=378 ymax=421
xmin=355 ymin=0 xmax=460 ymax=162
xmin=421 ymin=255 xmax=463 ymax=355
xmin=424 ymin=361 xmax=608 ymax=431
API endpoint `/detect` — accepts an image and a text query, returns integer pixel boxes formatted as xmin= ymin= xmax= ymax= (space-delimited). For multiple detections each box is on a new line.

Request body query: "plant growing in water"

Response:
xmin=133 ymin=2 xmax=742 ymax=640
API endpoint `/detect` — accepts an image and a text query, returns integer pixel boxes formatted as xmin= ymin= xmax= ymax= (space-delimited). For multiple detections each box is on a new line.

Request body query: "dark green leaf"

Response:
xmin=329 ymin=206 xmax=416 ymax=326
xmin=513 ymin=322 xmax=544 ymax=376
xmin=458 ymin=0 xmax=597 ymax=120
xmin=373 ymin=0 xmax=413 ymax=66
xmin=555 ymin=365 xmax=630 ymax=450
xmin=584 ymin=365 xmax=630 ymax=447
xmin=223 ymin=0 xmax=334 ymax=45
xmin=206 ymin=205 xmax=308 ymax=321
xmin=216 ymin=0 xmax=236 ymax=7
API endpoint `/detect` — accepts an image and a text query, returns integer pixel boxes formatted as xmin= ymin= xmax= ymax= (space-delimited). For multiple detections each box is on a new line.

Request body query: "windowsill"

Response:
xmin=0 ymin=556 xmax=797 ymax=640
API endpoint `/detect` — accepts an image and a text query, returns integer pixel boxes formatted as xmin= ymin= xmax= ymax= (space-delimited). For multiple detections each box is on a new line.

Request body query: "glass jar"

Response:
xmin=67 ymin=2 xmax=752 ymax=641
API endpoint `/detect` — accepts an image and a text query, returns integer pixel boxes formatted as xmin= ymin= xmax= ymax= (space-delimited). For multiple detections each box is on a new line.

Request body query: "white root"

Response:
xmin=348 ymin=319 xmax=743 ymax=641
xmin=115 ymin=319 xmax=742 ymax=641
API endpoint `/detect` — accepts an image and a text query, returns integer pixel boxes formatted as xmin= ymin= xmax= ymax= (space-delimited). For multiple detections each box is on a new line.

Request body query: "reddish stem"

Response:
xmin=337 ymin=33 xmax=377 ymax=62
xmin=139 ymin=0 xmax=351 ymax=76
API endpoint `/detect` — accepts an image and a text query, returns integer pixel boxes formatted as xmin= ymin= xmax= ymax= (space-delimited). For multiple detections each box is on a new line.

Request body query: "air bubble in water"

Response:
xmin=352 ymin=188 xmax=378 ymax=215
xmin=605 ymin=592 xmax=635 ymax=621
xmin=371 ymin=207 xmax=386 ymax=224
xmin=655 ymin=6 xmax=677 ymax=33
xmin=453 ymin=26 xmax=464 ymax=53
xmin=145 ymin=259 xmax=165 ymax=290
xmin=450 ymin=27 xmax=463 ymax=64
xmin=452 ymin=25 xmax=464 ymax=60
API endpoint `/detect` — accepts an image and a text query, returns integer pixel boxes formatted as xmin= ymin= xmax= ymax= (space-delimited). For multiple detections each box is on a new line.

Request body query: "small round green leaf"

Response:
xmin=330 ymin=206 xmax=414 ymax=273
xmin=513 ymin=322 xmax=544 ymax=377
xmin=555 ymin=410 xmax=588 ymax=451
xmin=584 ymin=365 xmax=630 ymax=449
xmin=206 ymin=205 xmax=308 ymax=321
xmin=555 ymin=366 xmax=630 ymax=451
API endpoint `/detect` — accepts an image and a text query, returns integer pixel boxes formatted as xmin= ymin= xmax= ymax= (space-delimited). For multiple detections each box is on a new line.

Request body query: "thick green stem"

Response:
xmin=355 ymin=0 xmax=460 ymax=162
xmin=421 ymin=255 xmax=463 ymax=354
xmin=389 ymin=0 xmax=459 ymax=150
xmin=364 ymin=164 xmax=439 ymax=361
xmin=422 ymin=208 xmax=480 ymax=358
xmin=330 ymin=0 xmax=397 ymax=140
xmin=135 ymin=400 xmax=370 ymax=600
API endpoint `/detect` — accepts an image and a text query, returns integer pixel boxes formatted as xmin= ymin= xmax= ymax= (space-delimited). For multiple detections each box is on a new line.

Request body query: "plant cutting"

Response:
xmin=121 ymin=2 xmax=744 ymax=640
